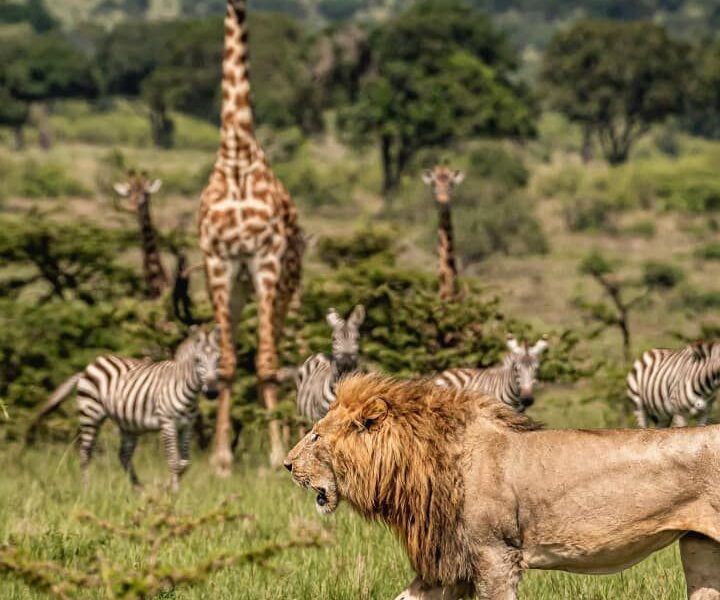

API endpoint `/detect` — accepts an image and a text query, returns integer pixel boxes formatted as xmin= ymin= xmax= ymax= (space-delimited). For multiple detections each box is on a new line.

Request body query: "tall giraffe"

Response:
xmin=422 ymin=165 xmax=464 ymax=300
xmin=114 ymin=170 xmax=168 ymax=299
xmin=198 ymin=0 xmax=304 ymax=473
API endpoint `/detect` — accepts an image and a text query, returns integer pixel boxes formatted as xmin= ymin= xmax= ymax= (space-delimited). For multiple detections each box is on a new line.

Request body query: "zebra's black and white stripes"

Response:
xmin=28 ymin=326 xmax=220 ymax=490
xmin=296 ymin=305 xmax=364 ymax=422
xmin=627 ymin=341 xmax=720 ymax=427
xmin=434 ymin=334 xmax=548 ymax=412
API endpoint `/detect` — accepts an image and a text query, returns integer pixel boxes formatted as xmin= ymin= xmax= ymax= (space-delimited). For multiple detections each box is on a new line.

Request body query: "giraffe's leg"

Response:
xmin=118 ymin=430 xmax=141 ymax=489
xmin=205 ymin=255 xmax=246 ymax=476
xmin=159 ymin=419 xmax=181 ymax=493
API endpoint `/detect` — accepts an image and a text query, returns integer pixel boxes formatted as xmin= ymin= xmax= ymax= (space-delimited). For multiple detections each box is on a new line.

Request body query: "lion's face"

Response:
xmin=284 ymin=392 xmax=389 ymax=516
xmin=284 ymin=426 xmax=340 ymax=514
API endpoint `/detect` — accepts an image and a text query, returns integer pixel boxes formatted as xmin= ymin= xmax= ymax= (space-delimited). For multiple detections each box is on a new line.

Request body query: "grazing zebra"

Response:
xmin=434 ymin=334 xmax=549 ymax=412
xmin=627 ymin=341 xmax=720 ymax=428
xmin=296 ymin=305 xmax=365 ymax=423
xmin=27 ymin=326 xmax=220 ymax=491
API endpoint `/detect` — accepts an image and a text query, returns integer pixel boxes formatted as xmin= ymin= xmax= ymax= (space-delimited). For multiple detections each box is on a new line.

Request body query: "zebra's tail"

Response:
xmin=25 ymin=373 xmax=81 ymax=444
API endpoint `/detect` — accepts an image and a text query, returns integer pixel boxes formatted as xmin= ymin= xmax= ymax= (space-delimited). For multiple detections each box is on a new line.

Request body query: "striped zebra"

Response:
xmin=434 ymin=334 xmax=549 ymax=412
xmin=27 ymin=326 xmax=220 ymax=491
xmin=627 ymin=341 xmax=720 ymax=428
xmin=296 ymin=305 xmax=365 ymax=423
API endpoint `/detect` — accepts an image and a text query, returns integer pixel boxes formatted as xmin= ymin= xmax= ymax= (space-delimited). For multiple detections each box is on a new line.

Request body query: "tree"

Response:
xmin=683 ymin=40 xmax=720 ymax=139
xmin=338 ymin=0 xmax=535 ymax=198
xmin=4 ymin=32 xmax=99 ymax=149
xmin=576 ymin=252 xmax=682 ymax=363
xmin=0 ymin=0 xmax=58 ymax=32
xmin=541 ymin=21 xmax=688 ymax=165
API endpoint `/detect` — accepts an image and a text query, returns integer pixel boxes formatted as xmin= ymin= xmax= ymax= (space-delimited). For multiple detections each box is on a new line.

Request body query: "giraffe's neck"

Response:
xmin=217 ymin=0 xmax=261 ymax=178
xmin=136 ymin=193 xmax=167 ymax=298
xmin=436 ymin=201 xmax=457 ymax=300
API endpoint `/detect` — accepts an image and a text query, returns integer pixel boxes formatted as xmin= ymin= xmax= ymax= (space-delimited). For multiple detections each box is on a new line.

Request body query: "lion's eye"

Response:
xmin=310 ymin=432 xmax=319 ymax=442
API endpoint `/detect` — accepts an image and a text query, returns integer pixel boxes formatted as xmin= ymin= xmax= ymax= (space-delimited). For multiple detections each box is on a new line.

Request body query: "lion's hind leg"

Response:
xmin=681 ymin=532 xmax=720 ymax=599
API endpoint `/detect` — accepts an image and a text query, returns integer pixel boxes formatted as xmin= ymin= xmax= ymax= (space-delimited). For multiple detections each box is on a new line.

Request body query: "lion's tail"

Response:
xmin=25 ymin=373 xmax=81 ymax=444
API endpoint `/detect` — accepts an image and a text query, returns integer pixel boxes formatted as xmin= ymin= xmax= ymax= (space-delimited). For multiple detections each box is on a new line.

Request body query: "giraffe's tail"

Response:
xmin=25 ymin=373 xmax=81 ymax=445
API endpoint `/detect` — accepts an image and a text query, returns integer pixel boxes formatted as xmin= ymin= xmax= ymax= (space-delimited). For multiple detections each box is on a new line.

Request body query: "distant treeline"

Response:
xmin=1 ymin=0 xmax=720 ymax=188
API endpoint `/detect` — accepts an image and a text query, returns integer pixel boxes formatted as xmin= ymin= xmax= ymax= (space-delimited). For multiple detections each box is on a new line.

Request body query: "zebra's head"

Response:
xmin=178 ymin=326 xmax=221 ymax=399
xmin=505 ymin=334 xmax=549 ymax=411
xmin=326 ymin=305 xmax=365 ymax=375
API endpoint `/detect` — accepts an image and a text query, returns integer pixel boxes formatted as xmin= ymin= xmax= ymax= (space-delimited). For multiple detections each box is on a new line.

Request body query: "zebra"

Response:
xmin=434 ymin=334 xmax=549 ymax=412
xmin=27 ymin=326 xmax=220 ymax=491
xmin=295 ymin=305 xmax=365 ymax=423
xmin=627 ymin=341 xmax=720 ymax=428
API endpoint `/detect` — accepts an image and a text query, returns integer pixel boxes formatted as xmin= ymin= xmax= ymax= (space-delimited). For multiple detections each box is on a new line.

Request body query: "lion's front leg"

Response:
xmin=473 ymin=548 xmax=522 ymax=600
xmin=393 ymin=576 xmax=473 ymax=600
xmin=681 ymin=532 xmax=720 ymax=599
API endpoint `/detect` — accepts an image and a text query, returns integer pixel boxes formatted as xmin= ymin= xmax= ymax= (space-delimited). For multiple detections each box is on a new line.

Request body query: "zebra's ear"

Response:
xmin=355 ymin=395 xmax=388 ymax=432
xmin=113 ymin=182 xmax=131 ymax=197
xmin=326 ymin=308 xmax=343 ymax=329
xmin=506 ymin=334 xmax=521 ymax=354
xmin=530 ymin=335 xmax=549 ymax=357
xmin=421 ymin=170 xmax=434 ymax=185
xmin=348 ymin=304 xmax=365 ymax=328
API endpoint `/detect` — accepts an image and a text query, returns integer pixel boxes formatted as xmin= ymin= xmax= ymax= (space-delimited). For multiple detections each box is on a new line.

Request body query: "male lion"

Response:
xmin=284 ymin=374 xmax=720 ymax=600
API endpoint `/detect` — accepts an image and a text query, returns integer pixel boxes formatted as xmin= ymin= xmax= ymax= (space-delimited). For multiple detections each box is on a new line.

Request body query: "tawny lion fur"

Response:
xmin=285 ymin=374 xmax=720 ymax=600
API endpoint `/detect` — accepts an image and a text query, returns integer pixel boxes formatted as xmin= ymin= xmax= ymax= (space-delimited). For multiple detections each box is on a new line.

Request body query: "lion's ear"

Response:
xmin=356 ymin=395 xmax=388 ymax=432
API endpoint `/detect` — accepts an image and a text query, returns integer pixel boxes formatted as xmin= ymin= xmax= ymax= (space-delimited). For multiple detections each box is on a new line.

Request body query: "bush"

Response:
xmin=618 ymin=219 xmax=656 ymax=239
xmin=562 ymin=195 xmax=615 ymax=232
xmin=642 ymin=261 xmax=684 ymax=290
xmin=696 ymin=242 xmax=720 ymax=261
xmin=469 ymin=142 xmax=529 ymax=189
xmin=676 ymin=288 xmax=720 ymax=313
xmin=316 ymin=227 xmax=395 ymax=268
xmin=17 ymin=160 xmax=90 ymax=198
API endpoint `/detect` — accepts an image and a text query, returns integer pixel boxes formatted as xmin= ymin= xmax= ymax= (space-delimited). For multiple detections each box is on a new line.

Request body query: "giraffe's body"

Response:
xmin=422 ymin=165 xmax=464 ymax=300
xmin=114 ymin=172 xmax=168 ymax=299
xmin=198 ymin=0 xmax=303 ymax=472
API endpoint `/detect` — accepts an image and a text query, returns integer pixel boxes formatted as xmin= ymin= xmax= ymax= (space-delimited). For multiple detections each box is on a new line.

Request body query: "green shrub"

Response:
xmin=696 ymin=242 xmax=720 ymax=261
xmin=618 ymin=219 xmax=656 ymax=239
xmin=317 ymin=227 xmax=395 ymax=268
xmin=17 ymin=160 xmax=90 ymax=198
xmin=676 ymin=288 xmax=720 ymax=313
xmin=469 ymin=142 xmax=529 ymax=189
xmin=562 ymin=195 xmax=615 ymax=232
xmin=642 ymin=261 xmax=684 ymax=290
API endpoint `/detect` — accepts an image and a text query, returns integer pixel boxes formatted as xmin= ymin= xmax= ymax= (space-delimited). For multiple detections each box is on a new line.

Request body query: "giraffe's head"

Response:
xmin=422 ymin=165 xmax=465 ymax=204
xmin=326 ymin=305 xmax=365 ymax=375
xmin=504 ymin=334 xmax=549 ymax=410
xmin=113 ymin=170 xmax=162 ymax=209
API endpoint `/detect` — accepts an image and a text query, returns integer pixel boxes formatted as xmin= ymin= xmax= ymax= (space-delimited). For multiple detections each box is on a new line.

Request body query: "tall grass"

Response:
xmin=0 ymin=441 xmax=689 ymax=599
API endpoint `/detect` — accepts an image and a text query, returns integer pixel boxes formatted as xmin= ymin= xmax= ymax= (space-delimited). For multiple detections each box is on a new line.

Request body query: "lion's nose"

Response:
xmin=283 ymin=460 xmax=292 ymax=472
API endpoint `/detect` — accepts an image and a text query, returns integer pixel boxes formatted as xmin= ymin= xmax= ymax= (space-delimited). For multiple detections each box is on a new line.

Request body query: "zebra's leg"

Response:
xmin=160 ymin=419 xmax=181 ymax=492
xmin=77 ymin=410 xmax=105 ymax=490
xmin=633 ymin=405 xmax=649 ymax=428
xmin=672 ymin=413 xmax=689 ymax=427
xmin=118 ymin=431 xmax=141 ymax=489
xmin=178 ymin=424 xmax=192 ymax=476
xmin=697 ymin=411 xmax=709 ymax=426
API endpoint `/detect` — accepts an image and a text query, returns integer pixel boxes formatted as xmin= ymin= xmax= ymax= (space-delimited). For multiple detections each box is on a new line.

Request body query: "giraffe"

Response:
xmin=113 ymin=170 xmax=168 ymax=299
xmin=198 ymin=0 xmax=304 ymax=473
xmin=422 ymin=165 xmax=465 ymax=300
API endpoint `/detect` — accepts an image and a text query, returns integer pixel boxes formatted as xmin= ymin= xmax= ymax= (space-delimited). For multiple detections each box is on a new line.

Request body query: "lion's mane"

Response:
xmin=326 ymin=374 xmax=540 ymax=585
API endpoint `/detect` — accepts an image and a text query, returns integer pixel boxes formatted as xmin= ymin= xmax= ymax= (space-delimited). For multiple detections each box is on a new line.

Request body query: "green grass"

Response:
xmin=0 ymin=440 xmax=689 ymax=599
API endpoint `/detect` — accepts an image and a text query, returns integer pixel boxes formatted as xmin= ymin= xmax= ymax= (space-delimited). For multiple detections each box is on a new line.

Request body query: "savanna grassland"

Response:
xmin=1 ymin=100 xmax=718 ymax=598
xmin=3 ymin=0 xmax=720 ymax=596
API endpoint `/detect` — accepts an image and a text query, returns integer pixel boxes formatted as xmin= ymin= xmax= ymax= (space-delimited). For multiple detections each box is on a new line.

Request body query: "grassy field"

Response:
xmin=0 ymin=440 xmax=687 ymax=599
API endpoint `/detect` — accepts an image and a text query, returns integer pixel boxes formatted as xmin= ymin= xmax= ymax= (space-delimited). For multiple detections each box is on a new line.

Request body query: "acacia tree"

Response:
xmin=541 ymin=21 xmax=688 ymax=165
xmin=338 ymin=0 xmax=535 ymax=198
xmin=683 ymin=39 xmax=720 ymax=139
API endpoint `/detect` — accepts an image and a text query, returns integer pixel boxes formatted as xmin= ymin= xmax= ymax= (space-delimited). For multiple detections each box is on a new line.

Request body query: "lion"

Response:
xmin=284 ymin=373 xmax=720 ymax=599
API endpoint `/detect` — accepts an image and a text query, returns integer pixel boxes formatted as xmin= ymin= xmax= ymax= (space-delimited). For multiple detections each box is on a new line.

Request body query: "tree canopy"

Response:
xmin=338 ymin=0 xmax=535 ymax=196
xmin=541 ymin=20 xmax=688 ymax=164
